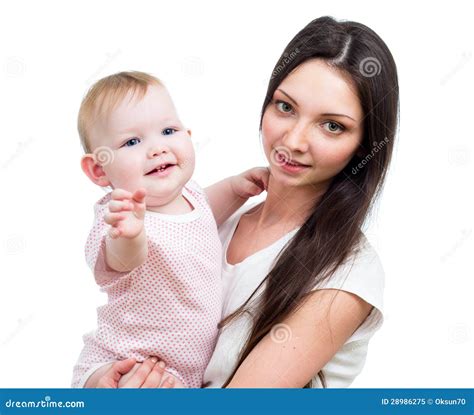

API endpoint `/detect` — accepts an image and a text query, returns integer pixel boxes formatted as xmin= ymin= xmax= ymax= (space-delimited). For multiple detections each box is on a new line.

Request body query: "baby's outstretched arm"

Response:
xmin=104 ymin=188 xmax=148 ymax=272
xmin=205 ymin=167 xmax=269 ymax=226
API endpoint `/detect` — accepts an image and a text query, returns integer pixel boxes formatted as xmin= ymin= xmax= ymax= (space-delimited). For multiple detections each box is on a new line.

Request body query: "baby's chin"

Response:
xmin=144 ymin=185 xmax=185 ymax=207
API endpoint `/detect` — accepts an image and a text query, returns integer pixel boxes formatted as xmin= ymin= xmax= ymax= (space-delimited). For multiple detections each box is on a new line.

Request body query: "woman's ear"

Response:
xmin=81 ymin=154 xmax=111 ymax=187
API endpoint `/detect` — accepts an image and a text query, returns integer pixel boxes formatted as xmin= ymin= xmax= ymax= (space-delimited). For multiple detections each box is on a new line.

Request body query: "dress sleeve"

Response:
xmin=85 ymin=194 xmax=129 ymax=287
xmin=312 ymin=235 xmax=385 ymax=343
xmin=184 ymin=179 xmax=211 ymax=206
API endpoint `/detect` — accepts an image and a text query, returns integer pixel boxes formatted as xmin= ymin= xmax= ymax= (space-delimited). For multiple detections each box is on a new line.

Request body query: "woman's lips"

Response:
xmin=279 ymin=161 xmax=310 ymax=174
xmin=276 ymin=152 xmax=311 ymax=174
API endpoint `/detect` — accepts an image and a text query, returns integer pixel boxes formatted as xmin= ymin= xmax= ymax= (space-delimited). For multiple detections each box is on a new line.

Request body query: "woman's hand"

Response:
xmin=93 ymin=357 xmax=178 ymax=388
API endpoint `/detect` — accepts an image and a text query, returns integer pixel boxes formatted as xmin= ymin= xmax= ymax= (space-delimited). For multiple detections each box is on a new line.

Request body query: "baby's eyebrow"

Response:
xmin=115 ymin=128 xmax=138 ymax=135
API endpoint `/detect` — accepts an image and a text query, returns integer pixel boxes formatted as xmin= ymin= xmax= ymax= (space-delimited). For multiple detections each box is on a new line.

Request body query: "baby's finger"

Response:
xmin=252 ymin=167 xmax=270 ymax=188
xmin=260 ymin=167 xmax=270 ymax=190
xmin=110 ymin=188 xmax=133 ymax=201
xmin=104 ymin=212 xmax=126 ymax=225
xmin=108 ymin=227 xmax=122 ymax=239
xmin=247 ymin=183 xmax=264 ymax=195
xmin=132 ymin=188 xmax=147 ymax=204
xmin=109 ymin=200 xmax=133 ymax=213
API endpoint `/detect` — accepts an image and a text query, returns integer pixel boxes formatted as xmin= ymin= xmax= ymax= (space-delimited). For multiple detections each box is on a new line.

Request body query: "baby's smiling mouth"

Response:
xmin=145 ymin=163 xmax=176 ymax=175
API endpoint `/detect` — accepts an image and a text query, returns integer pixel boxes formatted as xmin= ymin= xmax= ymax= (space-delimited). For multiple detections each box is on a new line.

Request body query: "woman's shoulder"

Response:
xmin=314 ymin=234 xmax=385 ymax=314
xmin=313 ymin=234 xmax=386 ymax=344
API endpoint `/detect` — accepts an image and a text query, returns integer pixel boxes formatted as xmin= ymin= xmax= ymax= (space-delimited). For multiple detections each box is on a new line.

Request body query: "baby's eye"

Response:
xmin=275 ymin=100 xmax=293 ymax=114
xmin=162 ymin=128 xmax=177 ymax=136
xmin=322 ymin=121 xmax=345 ymax=134
xmin=123 ymin=137 xmax=141 ymax=147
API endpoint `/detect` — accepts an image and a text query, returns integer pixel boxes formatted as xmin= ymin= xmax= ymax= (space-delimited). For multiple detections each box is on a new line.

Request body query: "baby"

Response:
xmin=71 ymin=71 xmax=268 ymax=388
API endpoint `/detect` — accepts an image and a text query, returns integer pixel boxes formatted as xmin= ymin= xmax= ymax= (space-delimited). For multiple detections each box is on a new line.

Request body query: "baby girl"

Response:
xmin=71 ymin=71 xmax=268 ymax=388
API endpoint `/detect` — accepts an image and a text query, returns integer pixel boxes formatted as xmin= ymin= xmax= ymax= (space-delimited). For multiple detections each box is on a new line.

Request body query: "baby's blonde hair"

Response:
xmin=78 ymin=71 xmax=163 ymax=153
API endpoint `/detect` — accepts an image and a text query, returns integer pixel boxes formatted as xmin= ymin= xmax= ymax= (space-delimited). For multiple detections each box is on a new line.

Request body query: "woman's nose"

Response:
xmin=282 ymin=122 xmax=310 ymax=153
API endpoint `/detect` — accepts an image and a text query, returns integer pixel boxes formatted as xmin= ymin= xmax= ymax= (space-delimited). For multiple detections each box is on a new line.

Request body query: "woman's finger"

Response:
xmin=160 ymin=375 xmax=175 ymax=389
xmin=141 ymin=361 xmax=166 ymax=388
xmin=121 ymin=357 xmax=158 ymax=388
xmin=96 ymin=358 xmax=136 ymax=388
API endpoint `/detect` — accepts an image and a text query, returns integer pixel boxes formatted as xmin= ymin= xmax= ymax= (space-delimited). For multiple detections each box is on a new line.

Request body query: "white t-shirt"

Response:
xmin=203 ymin=202 xmax=385 ymax=388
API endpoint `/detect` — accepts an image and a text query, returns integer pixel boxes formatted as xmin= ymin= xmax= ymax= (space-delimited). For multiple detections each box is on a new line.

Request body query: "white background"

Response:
xmin=0 ymin=0 xmax=472 ymax=387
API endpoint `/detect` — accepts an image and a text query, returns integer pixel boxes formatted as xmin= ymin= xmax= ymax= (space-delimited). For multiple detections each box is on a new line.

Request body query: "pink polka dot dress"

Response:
xmin=71 ymin=181 xmax=223 ymax=388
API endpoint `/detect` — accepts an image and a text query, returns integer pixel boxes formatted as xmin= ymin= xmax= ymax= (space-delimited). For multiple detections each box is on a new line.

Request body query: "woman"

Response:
xmin=87 ymin=15 xmax=399 ymax=388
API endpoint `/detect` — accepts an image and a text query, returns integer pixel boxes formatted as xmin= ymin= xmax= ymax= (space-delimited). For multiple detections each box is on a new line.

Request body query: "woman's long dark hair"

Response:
xmin=219 ymin=16 xmax=399 ymax=388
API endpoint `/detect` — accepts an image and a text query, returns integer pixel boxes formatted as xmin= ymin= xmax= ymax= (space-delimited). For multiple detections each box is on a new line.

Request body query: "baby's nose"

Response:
xmin=148 ymin=147 xmax=168 ymax=158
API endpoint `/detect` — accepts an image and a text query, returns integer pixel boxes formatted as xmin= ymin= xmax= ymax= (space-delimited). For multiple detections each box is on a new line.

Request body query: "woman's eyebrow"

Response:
xmin=277 ymin=88 xmax=356 ymax=121
xmin=321 ymin=112 xmax=356 ymax=122
xmin=276 ymin=88 xmax=298 ymax=106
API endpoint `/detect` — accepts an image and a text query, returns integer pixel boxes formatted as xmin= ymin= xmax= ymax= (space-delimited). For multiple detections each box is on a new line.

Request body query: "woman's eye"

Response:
xmin=323 ymin=121 xmax=345 ymax=134
xmin=123 ymin=137 xmax=141 ymax=147
xmin=162 ymin=128 xmax=177 ymax=136
xmin=276 ymin=100 xmax=293 ymax=113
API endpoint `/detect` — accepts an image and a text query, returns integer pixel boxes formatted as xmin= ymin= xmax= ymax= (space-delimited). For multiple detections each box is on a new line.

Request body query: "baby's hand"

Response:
xmin=231 ymin=167 xmax=269 ymax=199
xmin=105 ymin=188 xmax=147 ymax=239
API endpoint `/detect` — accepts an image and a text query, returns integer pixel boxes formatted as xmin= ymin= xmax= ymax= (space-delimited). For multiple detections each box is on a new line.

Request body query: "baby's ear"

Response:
xmin=81 ymin=154 xmax=111 ymax=187
xmin=186 ymin=129 xmax=192 ymax=137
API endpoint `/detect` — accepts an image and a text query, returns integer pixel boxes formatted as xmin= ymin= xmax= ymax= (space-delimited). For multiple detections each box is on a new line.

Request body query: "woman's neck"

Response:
xmin=256 ymin=175 xmax=329 ymax=230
